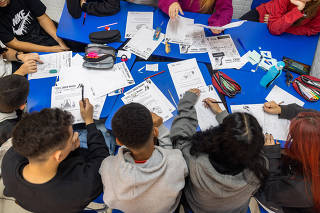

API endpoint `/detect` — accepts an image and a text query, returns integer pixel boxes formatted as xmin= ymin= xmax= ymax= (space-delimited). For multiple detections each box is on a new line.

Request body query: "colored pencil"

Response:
xmin=144 ymin=71 xmax=165 ymax=80
xmin=97 ymin=22 xmax=118 ymax=29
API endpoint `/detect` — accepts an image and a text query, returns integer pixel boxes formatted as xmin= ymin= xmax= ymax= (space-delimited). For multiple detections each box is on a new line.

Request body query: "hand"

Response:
xmin=151 ymin=112 xmax=163 ymax=127
xmin=188 ymin=88 xmax=201 ymax=96
xmin=15 ymin=60 xmax=37 ymax=76
xmin=80 ymin=0 xmax=86 ymax=7
xmin=263 ymin=101 xmax=281 ymax=115
xmin=290 ymin=0 xmax=306 ymax=10
xmin=264 ymin=14 xmax=269 ymax=24
xmin=18 ymin=53 xmax=43 ymax=64
xmin=168 ymin=2 xmax=184 ymax=19
xmin=79 ymin=98 xmax=94 ymax=125
xmin=50 ymin=45 xmax=69 ymax=52
xmin=203 ymin=98 xmax=223 ymax=114
xmin=264 ymin=133 xmax=280 ymax=146
xmin=57 ymin=39 xmax=70 ymax=51
xmin=71 ymin=132 xmax=80 ymax=151
xmin=211 ymin=29 xmax=223 ymax=34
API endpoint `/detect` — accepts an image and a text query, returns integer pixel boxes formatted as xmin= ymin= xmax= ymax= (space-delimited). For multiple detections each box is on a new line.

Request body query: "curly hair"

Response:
xmin=190 ymin=112 xmax=268 ymax=183
xmin=12 ymin=108 xmax=74 ymax=160
xmin=0 ymin=74 xmax=29 ymax=113
xmin=112 ymin=103 xmax=153 ymax=149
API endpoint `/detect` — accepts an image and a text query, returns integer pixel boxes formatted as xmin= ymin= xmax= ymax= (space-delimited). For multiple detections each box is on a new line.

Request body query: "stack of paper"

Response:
xmin=165 ymin=16 xmax=194 ymax=45
xmin=125 ymin=11 xmax=154 ymax=38
xmin=179 ymin=26 xmax=207 ymax=54
xmin=121 ymin=79 xmax=175 ymax=122
xmin=230 ymin=104 xmax=290 ymax=141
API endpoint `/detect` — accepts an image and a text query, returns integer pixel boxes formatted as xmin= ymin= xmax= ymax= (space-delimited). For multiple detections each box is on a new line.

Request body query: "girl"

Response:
xmin=256 ymin=101 xmax=320 ymax=213
xmin=240 ymin=0 xmax=320 ymax=35
xmin=158 ymin=0 xmax=233 ymax=34
xmin=170 ymin=89 xmax=268 ymax=213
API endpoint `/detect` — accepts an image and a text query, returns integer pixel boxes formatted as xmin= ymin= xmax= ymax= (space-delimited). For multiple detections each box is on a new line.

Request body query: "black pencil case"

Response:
xmin=89 ymin=30 xmax=121 ymax=44
xmin=83 ymin=44 xmax=116 ymax=69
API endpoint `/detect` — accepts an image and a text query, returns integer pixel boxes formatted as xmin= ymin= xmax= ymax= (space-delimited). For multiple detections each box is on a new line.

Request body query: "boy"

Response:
xmin=99 ymin=103 xmax=188 ymax=213
xmin=1 ymin=99 xmax=109 ymax=213
xmin=0 ymin=0 xmax=84 ymax=52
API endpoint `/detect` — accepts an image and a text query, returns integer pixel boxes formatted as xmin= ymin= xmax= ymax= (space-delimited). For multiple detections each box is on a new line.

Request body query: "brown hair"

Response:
xmin=188 ymin=0 xmax=216 ymax=14
xmin=294 ymin=0 xmax=320 ymax=25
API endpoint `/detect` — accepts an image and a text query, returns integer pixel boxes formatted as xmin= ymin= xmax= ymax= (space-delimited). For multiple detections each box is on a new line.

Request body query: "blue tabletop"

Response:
xmin=105 ymin=61 xmax=213 ymax=130
xmin=27 ymin=53 xmax=136 ymax=119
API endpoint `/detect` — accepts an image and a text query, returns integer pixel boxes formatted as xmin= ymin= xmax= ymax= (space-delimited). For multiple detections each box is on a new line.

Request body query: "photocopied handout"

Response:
xmin=179 ymin=26 xmax=208 ymax=54
xmin=168 ymin=58 xmax=207 ymax=99
xmin=194 ymin=20 xmax=246 ymax=31
xmin=125 ymin=11 xmax=154 ymax=38
xmin=29 ymin=51 xmax=72 ymax=80
xmin=195 ymin=85 xmax=226 ymax=131
xmin=165 ymin=15 xmax=194 ymax=45
xmin=265 ymin=85 xmax=305 ymax=106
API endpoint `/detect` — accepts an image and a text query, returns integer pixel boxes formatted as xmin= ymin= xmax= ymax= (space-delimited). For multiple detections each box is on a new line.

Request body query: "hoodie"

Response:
xmin=0 ymin=111 xmax=18 ymax=146
xmin=99 ymin=125 xmax=188 ymax=213
xmin=170 ymin=92 xmax=260 ymax=213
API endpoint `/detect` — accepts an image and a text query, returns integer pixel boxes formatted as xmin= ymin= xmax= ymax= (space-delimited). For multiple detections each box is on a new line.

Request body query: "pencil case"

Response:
xmin=211 ymin=71 xmax=241 ymax=97
xmin=83 ymin=44 xmax=116 ymax=69
xmin=89 ymin=30 xmax=121 ymax=44
xmin=66 ymin=0 xmax=82 ymax=18
xmin=292 ymin=75 xmax=320 ymax=102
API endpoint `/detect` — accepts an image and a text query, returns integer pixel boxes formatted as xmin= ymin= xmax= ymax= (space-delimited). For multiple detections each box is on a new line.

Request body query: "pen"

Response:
xmin=83 ymin=13 xmax=86 ymax=25
xmin=168 ymin=89 xmax=178 ymax=108
xmin=237 ymin=38 xmax=247 ymax=52
xmin=144 ymin=71 xmax=165 ymax=80
xmin=81 ymin=84 xmax=85 ymax=106
xmin=97 ymin=22 xmax=118 ymax=29
xmin=278 ymin=101 xmax=284 ymax=105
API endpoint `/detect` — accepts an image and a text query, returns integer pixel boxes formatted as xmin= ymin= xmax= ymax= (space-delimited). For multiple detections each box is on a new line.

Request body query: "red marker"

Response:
xmin=83 ymin=13 xmax=86 ymax=25
xmin=144 ymin=71 xmax=165 ymax=80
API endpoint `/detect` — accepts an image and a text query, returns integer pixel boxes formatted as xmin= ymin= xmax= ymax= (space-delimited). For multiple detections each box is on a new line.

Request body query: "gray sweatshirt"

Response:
xmin=170 ymin=91 xmax=260 ymax=213
xmin=99 ymin=125 xmax=188 ymax=213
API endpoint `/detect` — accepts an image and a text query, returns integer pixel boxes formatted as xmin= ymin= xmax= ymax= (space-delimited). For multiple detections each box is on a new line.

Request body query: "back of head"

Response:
xmin=190 ymin=112 xmax=267 ymax=182
xmin=0 ymin=75 xmax=29 ymax=113
xmin=285 ymin=112 xmax=320 ymax=211
xmin=112 ymin=103 xmax=153 ymax=149
xmin=12 ymin=108 xmax=74 ymax=161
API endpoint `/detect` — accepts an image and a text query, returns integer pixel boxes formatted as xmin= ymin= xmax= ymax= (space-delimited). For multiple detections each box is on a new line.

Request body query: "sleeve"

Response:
xmin=279 ymin=104 xmax=317 ymax=120
xmin=285 ymin=14 xmax=320 ymax=36
xmin=263 ymin=144 xmax=281 ymax=178
xmin=25 ymin=0 xmax=46 ymax=17
xmin=0 ymin=23 xmax=14 ymax=44
xmin=157 ymin=124 xmax=173 ymax=149
xmin=170 ymin=91 xmax=199 ymax=150
xmin=0 ymin=56 xmax=12 ymax=78
xmin=208 ymin=0 xmax=233 ymax=27
xmin=158 ymin=0 xmax=178 ymax=15
xmin=215 ymin=110 xmax=229 ymax=124
xmin=82 ymin=0 xmax=120 ymax=17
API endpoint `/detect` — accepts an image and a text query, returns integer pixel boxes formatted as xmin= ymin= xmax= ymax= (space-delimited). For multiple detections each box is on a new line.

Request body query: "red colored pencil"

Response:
xmin=83 ymin=13 xmax=86 ymax=25
xmin=144 ymin=71 xmax=165 ymax=80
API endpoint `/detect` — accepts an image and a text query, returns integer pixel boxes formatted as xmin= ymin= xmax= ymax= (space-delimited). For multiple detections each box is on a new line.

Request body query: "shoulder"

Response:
xmin=2 ymin=147 xmax=26 ymax=176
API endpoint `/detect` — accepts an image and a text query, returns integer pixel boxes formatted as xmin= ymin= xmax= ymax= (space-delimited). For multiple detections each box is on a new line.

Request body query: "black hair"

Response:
xmin=0 ymin=74 xmax=29 ymax=113
xmin=189 ymin=112 xmax=268 ymax=183
xmin=111 ymin=103 xmax=153 ymax=149
xmin=12 ymin=108 xmax=74 ymax=160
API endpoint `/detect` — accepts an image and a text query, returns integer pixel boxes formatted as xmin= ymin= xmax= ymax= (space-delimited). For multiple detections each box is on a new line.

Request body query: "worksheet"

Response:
xmin=165 ymin=16 xmax=194 ymax=45
xmin=29 ymin=51 xmax=72 ymax=80
xmin=168 ymin=58 xmax=206 ymax=98
xmin=207 ymin=35 xmax=241 ymax=69
xmin=266 ymin=85 xmax=305 ymax=106
xmin=195 ymin=85 xmax=226 ymax=130
xmin=179 ymin=26 xmax=207 ymax=54
xmin=124 ymin=27 xmax=164 ymax=60
xmin=194 ymin=20 xmax=246 ymax=31
xmin=125 ymin=12 xmax=154 ymax=38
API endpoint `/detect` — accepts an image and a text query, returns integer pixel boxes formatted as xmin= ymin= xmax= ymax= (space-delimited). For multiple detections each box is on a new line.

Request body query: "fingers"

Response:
xmin=178 ymin=6 xmax=184 ymax=15
xmin=264 ymin=133 xmax=275 ymax=145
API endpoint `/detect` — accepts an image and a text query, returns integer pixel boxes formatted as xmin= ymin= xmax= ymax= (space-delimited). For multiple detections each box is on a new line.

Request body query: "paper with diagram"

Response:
xmin=125 ymin=12 xmax=154 ymax=38
xmin=266 ymin=85 xmax=305 ymax=106
xmin=179 ymin=26 xmax=207 ymax=54
xmin=29 ymin=51 xmax=72 ymax=80
xmin=168 ymin=58 xmax=206 ymax=99
xmin=194 ymin=20 xmax=246 ymax=31
xmin=165 ymin=16 xmax=194 ymax=45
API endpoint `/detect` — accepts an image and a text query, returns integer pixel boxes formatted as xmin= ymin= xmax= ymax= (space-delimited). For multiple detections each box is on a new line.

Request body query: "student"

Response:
xmin=1 ymin=47 xmax=42 ymax=77
xmin=99 ymin=103 xmax=188 ymax=213
xmin=1 ymin=99 xmax=109 ymax=213
xmin=171 ymin=89 xmax=268 ymax=213
xmin=240 ymin=0 xmax=320 ymax=35
xmin=255 ymin=101 xmax=319 ymax=213
xmin=158 ymin=0 xmax=232 ymax=34
xmin=0 ymin=0 xmax=85 ymax=52
xmin=67 ymin=0 xmax=120 ymax=18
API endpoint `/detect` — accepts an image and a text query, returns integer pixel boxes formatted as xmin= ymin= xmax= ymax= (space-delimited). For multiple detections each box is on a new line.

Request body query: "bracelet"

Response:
xmin=15 ymin=52 xmax=22 ymax=63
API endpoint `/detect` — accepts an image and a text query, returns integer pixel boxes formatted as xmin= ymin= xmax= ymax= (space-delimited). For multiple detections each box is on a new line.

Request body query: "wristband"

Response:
xmin=15 ymin=52 xmax=23 ymax=63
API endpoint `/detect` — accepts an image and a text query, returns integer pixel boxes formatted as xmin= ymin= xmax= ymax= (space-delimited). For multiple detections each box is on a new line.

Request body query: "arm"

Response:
xmin=6 ymin=38 xmax=61 ymax=53
xmin=81 ymin=0 xmax=120 ymax=17
xmin=208 ymin=0 xmax=233 ymax=27
xmin=157 ymin=124 xmax=172 ymax=149
xmin=279 ymin=104 xmax=317 ymax=120
xmin=158 ymin=0 xmax=178 ymax=15
xmin=285 ymin=14 xmax=320 ymax=35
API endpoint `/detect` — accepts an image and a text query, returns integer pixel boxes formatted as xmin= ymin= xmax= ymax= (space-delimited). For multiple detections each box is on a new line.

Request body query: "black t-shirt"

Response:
xmin=0 ymin=0 xmax=56 ymax=45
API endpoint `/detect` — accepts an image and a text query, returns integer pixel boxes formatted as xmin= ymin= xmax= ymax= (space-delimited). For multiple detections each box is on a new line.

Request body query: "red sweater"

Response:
xmin=256 ymin=0 xmax=320 ymax=36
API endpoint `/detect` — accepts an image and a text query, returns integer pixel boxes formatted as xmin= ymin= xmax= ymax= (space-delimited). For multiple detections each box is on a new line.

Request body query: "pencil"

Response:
xmin=81 ymin=84 xmax=85 ymax=106
xmin=144 ymin=71 xmax=165 ymax=80
xmin=168 ymin=89 xmax=178 ymax=108
xmin=97 ymin=22 xmax=118 ymax=29
xmin=82 ymin=13 xmax=86 ymax=25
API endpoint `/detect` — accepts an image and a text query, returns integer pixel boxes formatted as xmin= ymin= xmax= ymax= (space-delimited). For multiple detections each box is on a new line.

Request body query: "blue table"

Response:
xmin=153 ymin=9 xmax=319 ymax=66
xmin=27 ymin=54 xmax=136 ymax=119
xmin=57 ymin=1 xmax=156 ymax=49
xmin=105 ymin=61 xmax=213 ymax=130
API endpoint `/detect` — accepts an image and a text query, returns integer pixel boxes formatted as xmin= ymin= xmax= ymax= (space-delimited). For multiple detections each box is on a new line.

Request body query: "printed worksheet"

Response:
xmin=179 ymin=26 xmax=207 ymax=54
xmin=124 ymin=27 xmax=164 ymax=60
xmin=266 ymin=85 xmax=305 ymax=106
xmin=165 ymin=16 xmax=194 ymax=45
xmin=207 ymin=35 xmax=241 ymax=69
xmin=29 ymin=51 xmax=72 ymax=80
xmin=194 ymin=20 xmax=246 ymax=31
xmin=168 ymin=58 xmax=206 ymax=98
xmin=125 ymin=12 xmax=154 ymax=38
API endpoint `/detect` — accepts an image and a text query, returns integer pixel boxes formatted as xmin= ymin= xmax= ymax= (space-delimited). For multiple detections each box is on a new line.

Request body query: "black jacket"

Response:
xmin=0 ymin=118 xmax=18 ymax=146
xmin=255 ymin=104 xmax=317 ymax=213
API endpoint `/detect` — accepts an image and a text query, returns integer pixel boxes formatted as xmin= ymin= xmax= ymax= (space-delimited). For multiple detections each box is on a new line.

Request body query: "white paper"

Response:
xmin=194 ymin=20 xmax=246 ymax=30
xmin=124 ymin=27 xmax=164 ymax=60
xmin=117 ymin=50 xmax=131 ymax=59
xmin=259 ymin=58 xmax=277 ymax=70
xmin=248 ymin=50 xmax=261 ymax=65
xmin=165 ymin=16 xmax=194 ymax=45
xmin=168 ymin=58 xmax=206 ymax=99
xmin=179 ymin=26 xmax=207 ymax=54
xmin=146 ymin=64 xmax=158 ymax=72
xmin=125 ymin=12 xmax=154 ymax=38
xmin=195 ymin=85 xmax=226 ymax=131
xmin=266 ymin=85 xmax=305 ymax=106
xmin=235 ymin=51 xmax=251 ymax=69
xmin=207 ymin=34 xmax=241 ymax=69
xmin=230 ymin=103 xmax=290 ymax=141
xmin=260 ymin=51 xmax=272 ymax=59
xmin=29 ymin=51 xmax=72 ymax=80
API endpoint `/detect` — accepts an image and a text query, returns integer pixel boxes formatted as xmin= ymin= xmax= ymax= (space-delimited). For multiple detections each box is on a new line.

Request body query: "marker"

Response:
xmin=49 ymin=69 xmax=58 ymax=74
xmin=81 ymin=84 xmax=85 ymax=107
xmin=144 ymin=71 xmax=165 ymax=80
xmin=97 ymin=22 xmax=118 ymax=29
xmin=83 ymin=13 xmax=86 ymax=25
xmin=168 ymin=89 xmax=178 ymax=108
